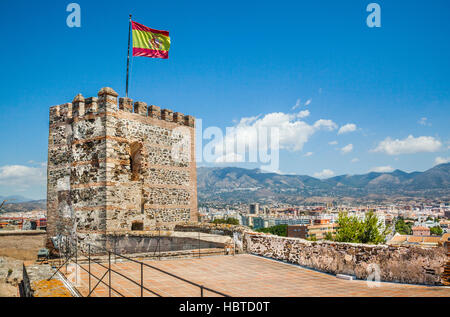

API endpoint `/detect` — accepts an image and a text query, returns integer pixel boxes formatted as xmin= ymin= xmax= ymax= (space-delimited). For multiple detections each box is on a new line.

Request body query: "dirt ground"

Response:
xmin=0 ymin=233 xmax=46 ymax=297
xmin=0 ymin=233 xmax=46 ymax=261
xmin=0 ymin=257 xmax=22 ymax=297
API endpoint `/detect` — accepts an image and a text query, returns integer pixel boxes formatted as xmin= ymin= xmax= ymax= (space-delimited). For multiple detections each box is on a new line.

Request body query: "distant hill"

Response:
xmin=0 ymin=199 xmax=46 ymax=213
xmin=0 ymin=195 xmax=35 ymax=203
xmin=197 ymin=163 xmax=450 ymax=204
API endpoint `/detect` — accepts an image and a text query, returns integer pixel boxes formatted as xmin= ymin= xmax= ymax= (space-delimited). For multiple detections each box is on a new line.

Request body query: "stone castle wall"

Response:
xmin=246 ymin=233 xmax=447 ymax=285
xmin=47 ymin=87 xmax=197 ymax=244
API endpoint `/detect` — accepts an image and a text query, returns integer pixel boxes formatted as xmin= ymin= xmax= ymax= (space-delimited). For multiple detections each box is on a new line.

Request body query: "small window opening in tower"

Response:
xmin=131 ymin=221 xmax=144 ymax=231
xmin=141 ymin=198 xmax=146 ymax=214
xmin=130 ymin=142 xmax=143 ymax=181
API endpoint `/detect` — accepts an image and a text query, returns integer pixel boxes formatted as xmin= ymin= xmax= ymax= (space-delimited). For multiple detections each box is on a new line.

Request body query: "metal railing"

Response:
xmin=106 ymin=229 xmax=229 ymax=260
xmin=48 ymin=236 xmax=231 ymax=298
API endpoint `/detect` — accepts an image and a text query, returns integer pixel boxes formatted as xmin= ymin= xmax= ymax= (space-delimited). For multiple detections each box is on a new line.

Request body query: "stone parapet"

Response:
xmin=49 ymin=87 xmax=194 ymax=127
xmin=245 ymin=233 xmax=448 ymax=286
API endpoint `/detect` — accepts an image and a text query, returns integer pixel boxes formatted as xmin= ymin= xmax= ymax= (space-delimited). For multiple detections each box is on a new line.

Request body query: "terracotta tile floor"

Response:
xmin=67 ymin=254 xmax=450 ymax=297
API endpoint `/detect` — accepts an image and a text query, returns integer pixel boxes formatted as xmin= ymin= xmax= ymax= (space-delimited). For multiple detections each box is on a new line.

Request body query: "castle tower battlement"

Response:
xmin=47 ymin=87 xmax=197 ymax=245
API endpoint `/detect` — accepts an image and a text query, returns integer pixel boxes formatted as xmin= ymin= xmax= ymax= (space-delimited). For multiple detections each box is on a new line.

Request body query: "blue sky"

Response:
xmin=0 ymin=0 xmax=449 ymax=199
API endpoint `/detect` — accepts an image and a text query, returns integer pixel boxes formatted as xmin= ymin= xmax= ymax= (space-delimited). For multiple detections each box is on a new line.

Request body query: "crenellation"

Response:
xmin=85 ymin=97 xmax=98 ymax=114
xmin=59 ymin=103 xmax=73 ymax=119
xmin=184 ymin=115 xmax=195 ymax=128
xmin=49 ymin=103 xmax=73 ymax=125
xmin=119 ymin=97 xmax=133 ymax=113
xmin=173 ymin=112 xmax=184 ymax=124
xmin=72 ymin=94 xmax=85 ymax=117
xmin=97 ymin=87 xmax=118 ymax=113
xmin=148 ymin=105 xmax=161 ymax=119
xmin=49 ymin=106 xmax=60 ymax=123
xmin=134 ymin=101 xmax=147 ymax=116
xmin=161 ymin=109 xmax=173 ymax=122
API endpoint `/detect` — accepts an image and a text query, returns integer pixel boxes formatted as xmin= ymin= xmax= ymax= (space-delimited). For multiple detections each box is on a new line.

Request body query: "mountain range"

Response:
xmin=0 ymin=195 xmax=36 ymax=203
xmin=1 ymin=164 xmax=449 ymax=211
xmin=0 ymin=196 xmax=46 ymax=213
xmin=197 ymin=163 xmax=450 ymax=204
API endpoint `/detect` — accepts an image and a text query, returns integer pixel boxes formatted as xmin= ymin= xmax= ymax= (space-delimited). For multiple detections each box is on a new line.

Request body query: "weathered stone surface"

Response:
xmin=47 ymin=88 xmax=198 ymax=247
xmin=134 ymin=101 xmax=147 ymax=116
xmin=119 ymin=97 xmax=133 ymax=113
xmin=245 ymin=233 xmax=447 ymax=286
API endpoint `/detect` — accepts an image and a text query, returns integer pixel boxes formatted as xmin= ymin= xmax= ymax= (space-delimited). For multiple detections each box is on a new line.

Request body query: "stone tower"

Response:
xmin=47 ymin=87 xmax=197 ymax=245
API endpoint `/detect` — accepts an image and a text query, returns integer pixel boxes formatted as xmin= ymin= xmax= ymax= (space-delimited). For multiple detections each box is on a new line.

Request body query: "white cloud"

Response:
xmin=314 ymin=169 xmax=335 ymax=179
xmin=304 ymin=152 xmax=313 ymax=157
xmin=370 ymin=166 xmax=395 ymax=173
xmin=418 ymin=117 xmax=431 ymax=126
xmin=213 ymin=111 xmax=338 ymax=162
xmin=338 ymin=123 xmax=357 ymax=135
xmin=341 ymin=144 xmax=353 ymax=154
xmin=373 ymin=135 xmax=442 ymax=155
xmin=292 ymin=99 xmax=301 ymax=110
xmin=434 ymin=156 xmax=450 ymax=165
xmin=292 ymin=98 xmax=312 ymax=110
xmin=297 ymin=110 xmax=310 ymax=119
xmin=0 ymin=164 xmax=46 ymax=195
xmin=351 ymin=158 xmax=359 ymax=163
xmin=313 ymin=119 xmax=338 ymax=131
xmin=329 ymin=141 xmax=338 ymax=145
xmin=0 ymin=165 xmax=45 ymax=182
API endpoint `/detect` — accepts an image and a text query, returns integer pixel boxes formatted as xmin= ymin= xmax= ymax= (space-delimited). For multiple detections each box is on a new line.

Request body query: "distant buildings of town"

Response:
xmin=0 ymin=210 xmax=46 ymax=231
xmin=199 ymin=201 xmax=450 ymax=243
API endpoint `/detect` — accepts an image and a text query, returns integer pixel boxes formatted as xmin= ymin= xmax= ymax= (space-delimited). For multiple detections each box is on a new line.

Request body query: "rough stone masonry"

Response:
xmin=47 ymin=87 xmax=197 ymax=246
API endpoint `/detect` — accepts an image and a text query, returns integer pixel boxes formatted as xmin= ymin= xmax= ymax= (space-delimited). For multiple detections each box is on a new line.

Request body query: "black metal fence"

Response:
xmin=105 ymin=229 xmax=230 ymax=259
xmin=48 ymin=235 xmax=231 ymax=297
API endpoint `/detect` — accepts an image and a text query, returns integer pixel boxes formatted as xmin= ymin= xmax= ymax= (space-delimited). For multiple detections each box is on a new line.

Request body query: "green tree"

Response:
xmin=395 ymin=217 xmax=412 ymax=235
xmin=255 ymin=224 xmax=287 ymax=237
xmin=359 ymin=211 xmax=389 ymax=244
xmin=334 ymin=212 xmax=362 ymax=243
xmin=430 ymin=226 xmax=443 ymax=236
xmin=335 ymin=211 xmax=389 ymax=245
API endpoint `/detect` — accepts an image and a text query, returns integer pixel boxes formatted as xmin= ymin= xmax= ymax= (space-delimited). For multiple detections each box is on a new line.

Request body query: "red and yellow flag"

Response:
xmin=132 ymin=21 xmax=170 ymax=59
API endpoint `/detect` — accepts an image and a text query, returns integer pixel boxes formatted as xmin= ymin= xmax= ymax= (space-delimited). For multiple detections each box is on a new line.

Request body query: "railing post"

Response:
xmin=75 ymin=239 xmax=78 ymax=285
xmin=140 ymin=262 xmax=144 ymax=297
xmin=65 ymin=237 xmax=68 ymax=272
xmin=114 ymin=235 xmax=117 ymax=264
xmin=200 ymin=285 xmax=204 ymax=297
xmin=109 ymin=251 xmax=111 ymax=297
xmin=88 ymin=244 xmax=91 ymax=296
xmin=75 ymin=240 xmax=77 ymax=264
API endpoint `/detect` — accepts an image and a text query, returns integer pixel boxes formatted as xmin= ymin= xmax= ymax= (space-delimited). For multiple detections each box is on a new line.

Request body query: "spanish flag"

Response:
xmin=132 ymin=21 xmax=170 ymax=59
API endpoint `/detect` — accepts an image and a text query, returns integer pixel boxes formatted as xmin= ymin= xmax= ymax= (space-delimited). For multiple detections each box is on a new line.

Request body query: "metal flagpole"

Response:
xmin=126 ymin=14 xmax=132 ymax=97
